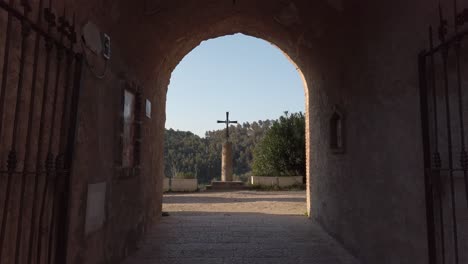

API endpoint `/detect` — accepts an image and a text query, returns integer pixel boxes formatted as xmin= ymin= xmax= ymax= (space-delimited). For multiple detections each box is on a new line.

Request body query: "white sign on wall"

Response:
xmin=146 ymin=99 xmax=152 ymax=118
xmin=85 ymin=182 xmax=107 ymax=235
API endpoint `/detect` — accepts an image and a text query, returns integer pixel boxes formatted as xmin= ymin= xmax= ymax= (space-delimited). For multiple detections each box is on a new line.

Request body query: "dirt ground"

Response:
xmin=162 ymin=190 xmax=307 ymax=215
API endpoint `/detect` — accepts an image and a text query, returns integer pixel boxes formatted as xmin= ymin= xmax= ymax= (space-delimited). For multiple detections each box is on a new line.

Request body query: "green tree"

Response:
xmin=252 ymin=112 xmax=305 ymax=177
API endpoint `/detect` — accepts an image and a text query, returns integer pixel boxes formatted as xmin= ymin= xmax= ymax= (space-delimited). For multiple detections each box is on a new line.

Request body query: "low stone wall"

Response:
xmin=250 ymin=176 xmax=303 ymax=187
xmin=163 ymin=178 xmax=198 ymax=192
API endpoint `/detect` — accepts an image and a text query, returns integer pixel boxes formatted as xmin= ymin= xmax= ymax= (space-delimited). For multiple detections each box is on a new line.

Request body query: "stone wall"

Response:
xmin=251 ymin=176 xmax=303 ymax=187
xmin=163 ymin=178 xmax=198 ymax=192
xmin=57 ymin=2 xmax=167 ymax=263
xmin=307 ymin=1 xmax=460 ymax=263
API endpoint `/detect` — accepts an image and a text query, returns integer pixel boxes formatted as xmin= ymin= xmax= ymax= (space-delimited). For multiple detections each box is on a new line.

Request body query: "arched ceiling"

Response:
xmin=71 ymin=0 xmax=350 ymax=84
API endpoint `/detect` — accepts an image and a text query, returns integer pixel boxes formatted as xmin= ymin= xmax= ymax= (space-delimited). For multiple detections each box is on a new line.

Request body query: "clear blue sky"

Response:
xmin=166 ymin=33 xmax=305 ymax=137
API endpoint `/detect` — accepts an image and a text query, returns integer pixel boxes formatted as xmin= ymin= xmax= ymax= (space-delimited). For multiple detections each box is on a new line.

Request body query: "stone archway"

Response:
xmin=130 ymin=1 xmax=344 ymax=221
xmin=163 ymin=31 xmax=312 ymax=212
xmin=67 ymin=2 xmax=346 ymax=262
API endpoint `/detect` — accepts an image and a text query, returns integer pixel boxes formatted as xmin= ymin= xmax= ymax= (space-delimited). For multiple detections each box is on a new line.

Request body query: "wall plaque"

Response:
xmin=85 ymin=182 xmax=107 ymax=235
xmin=146 ymin=99 xmax=151 ymax=118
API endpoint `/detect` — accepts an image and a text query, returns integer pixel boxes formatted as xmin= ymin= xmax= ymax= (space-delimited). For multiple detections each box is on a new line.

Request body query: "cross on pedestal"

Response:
xmin=217 ymin=112 xmax=238 ymax=140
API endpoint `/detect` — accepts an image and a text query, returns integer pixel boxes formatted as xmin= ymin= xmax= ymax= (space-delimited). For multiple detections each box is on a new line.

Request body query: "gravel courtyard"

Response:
xmin=162 ymin=191 xmax=307 ymax=215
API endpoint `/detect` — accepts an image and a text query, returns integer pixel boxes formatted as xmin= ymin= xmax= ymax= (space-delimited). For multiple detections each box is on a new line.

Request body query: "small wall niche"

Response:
xmin=330 ymin=106 xmax=345 ymax=154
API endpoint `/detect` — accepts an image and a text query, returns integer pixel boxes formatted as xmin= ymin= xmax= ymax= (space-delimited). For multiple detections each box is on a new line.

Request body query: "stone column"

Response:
xmin=221 ymin=141 xmax=233 ymax=182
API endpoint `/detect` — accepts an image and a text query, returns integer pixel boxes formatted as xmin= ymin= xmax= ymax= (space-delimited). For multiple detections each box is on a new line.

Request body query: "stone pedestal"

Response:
xmin=221 ymin=141 xmax=233 ymax=182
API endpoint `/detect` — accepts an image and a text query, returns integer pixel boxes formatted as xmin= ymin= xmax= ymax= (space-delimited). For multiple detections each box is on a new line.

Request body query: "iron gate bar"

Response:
xmin=57 ymin=14 xmax=74 ymax=163
xmin=46 ymin=9 xmax=67 ymax=262
xmin=11 ymin=2 xmax=32 ymax=264
xmin=36 ymin=6 xmax=61 ymax=261
xmin=429 ymin=27 xmax=441 ymax=170
xmin=40 ymin=6 xmax=67 ymax=263
xmin=23 ymin=0 xmax=46 ymax=263
xmin=429 ymin=26 xmax=446 ymax=264
xmin=31 ymin=1 xmax=56 ymax=262
xmin=0 ymin=0 xmax=17 ymax=260
xmin=55 ymin=53 xmax=82 ymax=264
xmin=9 ymin=0 xmax=31 ymax=149
xmin=0 ymin=0 xmax=14 ymax=161
xmin=44 ymin=31 xmax=64 ymax=264
xmin=16 ymin=0 xmax=46 ymax=262
xmin=439 ymin=6 xmax=460 ymax=262
xmin=50 ymin=13 xmax=75 ymax=264
xmin=419 ymin=50 xmax=438 ymax=264
xmin=451 ymin=0 xmax=468 ymax=208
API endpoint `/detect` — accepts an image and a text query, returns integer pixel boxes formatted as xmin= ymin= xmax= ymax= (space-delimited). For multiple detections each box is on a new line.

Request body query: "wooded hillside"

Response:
xmin=164 ymin=120 xmax=273 ymax=183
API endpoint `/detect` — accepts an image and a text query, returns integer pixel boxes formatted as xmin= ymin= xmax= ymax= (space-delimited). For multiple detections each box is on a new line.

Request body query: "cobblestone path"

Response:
xmin=122 ymin=191 xmax=360 ymax=264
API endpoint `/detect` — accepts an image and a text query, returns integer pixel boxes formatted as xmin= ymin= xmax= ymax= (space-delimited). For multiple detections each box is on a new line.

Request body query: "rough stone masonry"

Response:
xmin=221 ymin=141 xmax=233 ymax=182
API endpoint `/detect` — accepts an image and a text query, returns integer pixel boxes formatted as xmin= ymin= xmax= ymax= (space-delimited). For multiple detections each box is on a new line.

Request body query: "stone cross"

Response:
xmin=217 ymin=112 xmax=237 ymax=140
xmin=217 ymin=112 xmax=237 ymax=182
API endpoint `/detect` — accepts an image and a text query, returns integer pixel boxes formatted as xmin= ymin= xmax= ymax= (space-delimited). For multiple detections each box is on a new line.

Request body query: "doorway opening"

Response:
xmin=163 ymin=33 xmax=308 ymax=216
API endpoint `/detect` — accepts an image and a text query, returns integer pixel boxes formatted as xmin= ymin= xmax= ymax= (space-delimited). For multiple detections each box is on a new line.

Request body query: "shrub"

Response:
xmin=175 ymin=172 xmax=196 ymax=179
xmin=252 ymin=112 xmax=305 ymax=176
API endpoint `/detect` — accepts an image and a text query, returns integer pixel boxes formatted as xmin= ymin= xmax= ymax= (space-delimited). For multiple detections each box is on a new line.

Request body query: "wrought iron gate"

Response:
xmin=0 ymin=0 xmax=82 ymax=263
xmin=419 ymin=3 xmax=468 ymax=264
